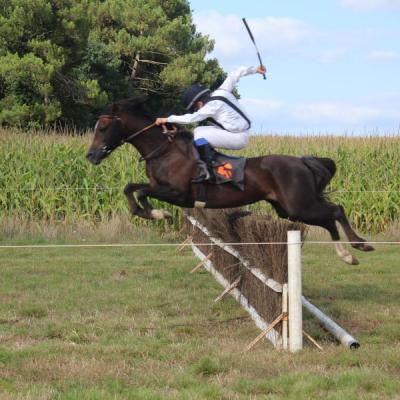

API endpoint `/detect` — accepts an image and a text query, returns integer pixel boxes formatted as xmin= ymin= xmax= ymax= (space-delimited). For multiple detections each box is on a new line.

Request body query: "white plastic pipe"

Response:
xmin=288 ymin=230 xmax=303 ymax=352
xmin=302 ymin=296 xmax=360 ymax=349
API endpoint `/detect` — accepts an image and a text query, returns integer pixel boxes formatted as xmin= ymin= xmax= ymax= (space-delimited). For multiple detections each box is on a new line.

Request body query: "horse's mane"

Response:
xmin=106 ymin=95 xmax=153 ymax=118
xmin=106 ymin=96 xmax=193 ymax=142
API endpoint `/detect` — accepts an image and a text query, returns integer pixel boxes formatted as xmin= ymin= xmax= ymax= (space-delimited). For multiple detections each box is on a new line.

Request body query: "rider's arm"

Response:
xmin=218 ymin=66 xmax=258 ymax=93
xmin=166 ymin=102 xmax=221 ymax=125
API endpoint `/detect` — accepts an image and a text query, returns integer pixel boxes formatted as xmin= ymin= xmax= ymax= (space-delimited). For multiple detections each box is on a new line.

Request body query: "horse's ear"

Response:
xmin=127 ymin=95 xmax=148 ymax=106
xmin=110 ymin=102 xmax=119 ymax=114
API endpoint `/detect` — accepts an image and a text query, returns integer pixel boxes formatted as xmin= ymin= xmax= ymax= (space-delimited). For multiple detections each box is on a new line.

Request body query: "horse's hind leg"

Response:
xmin=326 ymin=221 xmax=360 ymax=265
xmin=291 ymin=196 xmax=374 ymax=250
xmin=288 ymin=201 xmax=360 ymax=265
xmin=333 ymin=205 xmax=374 ymax=252
xmin=308 ymin=217 xmax=359 ymax=265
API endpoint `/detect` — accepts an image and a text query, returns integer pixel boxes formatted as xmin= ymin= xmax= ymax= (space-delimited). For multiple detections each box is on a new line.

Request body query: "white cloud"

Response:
xmin=241 ymin=98 xmax=284 ymax=118
xmin=241 ymin=97 xmax=400 ymax=133
xmin=292 ymin=102 xmax=392 ymax=124
xmin=193 ymin=11 xmax=311 ymax=64
xmin=193 ymin=9 xmax=400 ymax=69
xmin=368 ymin=50 xmax=400 ymax=61
xmin=341 ymin=0 xmax=400 ymax=11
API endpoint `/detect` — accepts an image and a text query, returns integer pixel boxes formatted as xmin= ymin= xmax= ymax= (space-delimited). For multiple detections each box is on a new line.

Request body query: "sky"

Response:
xmin=189 ymin=0 xmax=400 ymax=135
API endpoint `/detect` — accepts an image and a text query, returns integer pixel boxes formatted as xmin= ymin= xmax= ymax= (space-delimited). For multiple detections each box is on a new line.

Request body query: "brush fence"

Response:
xmin=185 ymin=209 xmax=360 ymax=352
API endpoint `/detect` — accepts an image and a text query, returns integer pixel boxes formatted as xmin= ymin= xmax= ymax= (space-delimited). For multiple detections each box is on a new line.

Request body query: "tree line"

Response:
xmin=0 ymin=0 xmax=225 ymax=129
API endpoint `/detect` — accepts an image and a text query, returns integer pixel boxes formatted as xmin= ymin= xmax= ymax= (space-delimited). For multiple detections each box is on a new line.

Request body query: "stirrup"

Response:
xmin=192 ymin=170 xmax=211 ymax=183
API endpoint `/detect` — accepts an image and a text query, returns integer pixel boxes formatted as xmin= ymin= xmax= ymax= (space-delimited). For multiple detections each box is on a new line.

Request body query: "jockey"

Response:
xmin=155 ymin=65 xmax=267 ymax=182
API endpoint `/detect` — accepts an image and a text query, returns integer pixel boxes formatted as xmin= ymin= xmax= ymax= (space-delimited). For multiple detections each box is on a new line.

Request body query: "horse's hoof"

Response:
xmin=361 ymin=243 xmax=375 ymax=252
xmin=352 ymin=242 xmax=375 ymax=252
xmin=163 ymin=210 xmax=173 ymax=224
xmin=343 ymin=254 xmax=359 ymax=265
xmin=151 ymin=209 xmax=172 ymax=221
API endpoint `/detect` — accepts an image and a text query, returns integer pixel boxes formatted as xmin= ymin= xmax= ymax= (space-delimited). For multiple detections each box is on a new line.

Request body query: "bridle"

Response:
xmin=96 ymin=114 xmax=178 ymax=159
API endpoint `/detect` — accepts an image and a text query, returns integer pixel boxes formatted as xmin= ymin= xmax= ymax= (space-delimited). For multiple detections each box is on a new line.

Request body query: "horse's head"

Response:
xmin=86 ymin=96 xmax=149 ymax=165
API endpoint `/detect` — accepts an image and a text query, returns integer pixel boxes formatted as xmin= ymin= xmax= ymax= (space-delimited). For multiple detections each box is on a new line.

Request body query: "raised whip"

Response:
xmin=242 ymin=17 xmax=266 ymax=80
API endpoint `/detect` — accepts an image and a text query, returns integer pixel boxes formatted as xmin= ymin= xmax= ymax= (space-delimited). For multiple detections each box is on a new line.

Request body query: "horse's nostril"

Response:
xmin=86 ymin=151 xmax=93 ymax=159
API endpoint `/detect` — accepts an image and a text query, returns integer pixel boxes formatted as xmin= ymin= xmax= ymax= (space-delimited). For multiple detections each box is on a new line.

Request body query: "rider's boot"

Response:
xmin=192 ymin=143 xmax=216 ymax=183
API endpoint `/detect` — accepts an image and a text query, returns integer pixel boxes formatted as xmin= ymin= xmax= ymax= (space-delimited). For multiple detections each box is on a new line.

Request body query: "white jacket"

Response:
xmin=167 ymin=66 xmax=257 ymax=133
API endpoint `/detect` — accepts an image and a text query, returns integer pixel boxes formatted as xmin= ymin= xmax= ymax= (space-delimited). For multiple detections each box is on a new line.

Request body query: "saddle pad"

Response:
xmin=213 ymin=152 xmax=246 ymax=191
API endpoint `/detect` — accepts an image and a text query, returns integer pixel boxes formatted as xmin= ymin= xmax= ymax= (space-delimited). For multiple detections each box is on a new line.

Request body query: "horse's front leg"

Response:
xmin=136 ymin=185 xmax=188 ymax=224
xmin=123 ymin=182 xmax=154 ymax=220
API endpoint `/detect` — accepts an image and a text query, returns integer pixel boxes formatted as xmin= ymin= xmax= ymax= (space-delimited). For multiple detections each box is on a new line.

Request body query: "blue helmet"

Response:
xmin=182 ymin=84 xmax=211 ymax=111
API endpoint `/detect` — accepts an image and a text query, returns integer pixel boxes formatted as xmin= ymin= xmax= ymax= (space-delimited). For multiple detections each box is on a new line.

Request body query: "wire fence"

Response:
xmin=0 ymin=240 xmax=399 ymax=250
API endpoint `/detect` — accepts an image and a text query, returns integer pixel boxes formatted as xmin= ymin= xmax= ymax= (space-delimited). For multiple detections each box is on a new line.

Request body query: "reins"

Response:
xmin=123 ymin=122 xmax=157 ymax=143
xmin=139 ymin=141 xmax=170 ymax=162
xmin=97 ymin=115 xmax=178 ymax=161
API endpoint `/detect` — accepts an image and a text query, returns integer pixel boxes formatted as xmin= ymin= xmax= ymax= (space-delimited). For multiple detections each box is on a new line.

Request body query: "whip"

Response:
xmin=242 ymin=18 xmax=266 ymax=80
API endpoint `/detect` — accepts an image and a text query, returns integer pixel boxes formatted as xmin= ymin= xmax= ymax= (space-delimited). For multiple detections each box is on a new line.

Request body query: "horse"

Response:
xmin=86 ymin=97 xmax=374 ymax=265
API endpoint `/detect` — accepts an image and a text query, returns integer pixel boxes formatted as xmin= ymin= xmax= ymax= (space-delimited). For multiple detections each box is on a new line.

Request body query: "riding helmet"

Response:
xmin=182 ymin=83 xmax=211 ymax=111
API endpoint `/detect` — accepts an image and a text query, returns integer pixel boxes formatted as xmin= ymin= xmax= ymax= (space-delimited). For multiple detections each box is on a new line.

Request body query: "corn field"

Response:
xmin=1 ymin=128 xmax=399 ymax=233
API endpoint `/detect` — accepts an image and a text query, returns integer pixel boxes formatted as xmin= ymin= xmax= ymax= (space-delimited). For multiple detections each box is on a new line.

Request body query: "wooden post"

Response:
xmin=190 ymin=253 xmax=212 ymax=273
xmin=303 ymin=330 xmax=323 ymax=351
xmin=176 ymin=236 xmax=192 ymax=252
xmin=288 ymin=230 xmax=303 ymax=352
xmin=214 ymin=277 xmax=241 ymax=302
xmin=244 ymin=314 xmax=284 ymax=352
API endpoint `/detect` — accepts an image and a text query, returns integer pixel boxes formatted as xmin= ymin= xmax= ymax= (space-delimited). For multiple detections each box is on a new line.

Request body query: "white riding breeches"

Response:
xmin=193 ymin=126 xmax=249 ymax=150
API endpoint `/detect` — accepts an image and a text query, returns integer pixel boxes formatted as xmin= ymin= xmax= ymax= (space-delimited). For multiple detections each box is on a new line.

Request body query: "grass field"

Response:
xmin=1 ymin=128 xmax=399 ymax=398
xmin=0 ymin=228 xmax=399 ymax=399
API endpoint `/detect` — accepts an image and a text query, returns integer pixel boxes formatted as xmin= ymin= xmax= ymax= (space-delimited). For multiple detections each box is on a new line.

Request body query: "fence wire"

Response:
xmin=0 ymin=241 xmax=399 ymax=249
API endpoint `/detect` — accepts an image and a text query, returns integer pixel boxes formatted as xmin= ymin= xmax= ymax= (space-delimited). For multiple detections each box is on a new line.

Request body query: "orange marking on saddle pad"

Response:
xmin=217 ymin=163 xmax=233 ymax=179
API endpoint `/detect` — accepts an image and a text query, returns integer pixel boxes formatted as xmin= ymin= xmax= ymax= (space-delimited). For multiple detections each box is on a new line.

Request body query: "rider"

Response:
xmin=155 ymin=65 xmax=267 ymax=182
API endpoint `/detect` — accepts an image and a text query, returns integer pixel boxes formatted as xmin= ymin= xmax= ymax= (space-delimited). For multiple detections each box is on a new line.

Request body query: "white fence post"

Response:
xmin=282 ymin=283 xmax=288 ymax=350
xmin=288 ymin=230 xmax=303 ymax=352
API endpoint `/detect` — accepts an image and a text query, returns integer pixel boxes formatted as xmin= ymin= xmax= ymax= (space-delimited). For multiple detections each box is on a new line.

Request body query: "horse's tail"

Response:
xmin=301 ymin=156 xmax=336 ymax=195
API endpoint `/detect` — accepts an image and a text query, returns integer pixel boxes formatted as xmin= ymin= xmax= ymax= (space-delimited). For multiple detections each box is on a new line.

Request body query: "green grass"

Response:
xmin=0 ymin=230 xmax=399 ymax=399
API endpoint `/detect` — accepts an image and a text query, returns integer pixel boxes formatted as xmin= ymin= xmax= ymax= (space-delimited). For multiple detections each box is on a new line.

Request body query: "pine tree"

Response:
xmin=0 ymin=0 xmax=225 ymax=128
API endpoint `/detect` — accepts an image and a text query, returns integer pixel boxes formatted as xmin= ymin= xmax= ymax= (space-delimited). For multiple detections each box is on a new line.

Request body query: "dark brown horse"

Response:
xmin=87 ymin=97 xmax=374 ymax=264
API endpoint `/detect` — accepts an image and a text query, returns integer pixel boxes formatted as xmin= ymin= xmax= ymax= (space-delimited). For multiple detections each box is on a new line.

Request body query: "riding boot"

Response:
xmin=192 ymin=146 xmax=211 ymax=183
xmin=198 ymin=143 xmax=217 ymax=168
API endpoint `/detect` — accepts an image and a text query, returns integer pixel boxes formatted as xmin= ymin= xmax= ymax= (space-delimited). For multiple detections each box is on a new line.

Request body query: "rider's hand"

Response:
xmin=256 ymin=65 xmax=267 ymax=75
xmin=155 ymin=117 xmax=168 ymax=126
